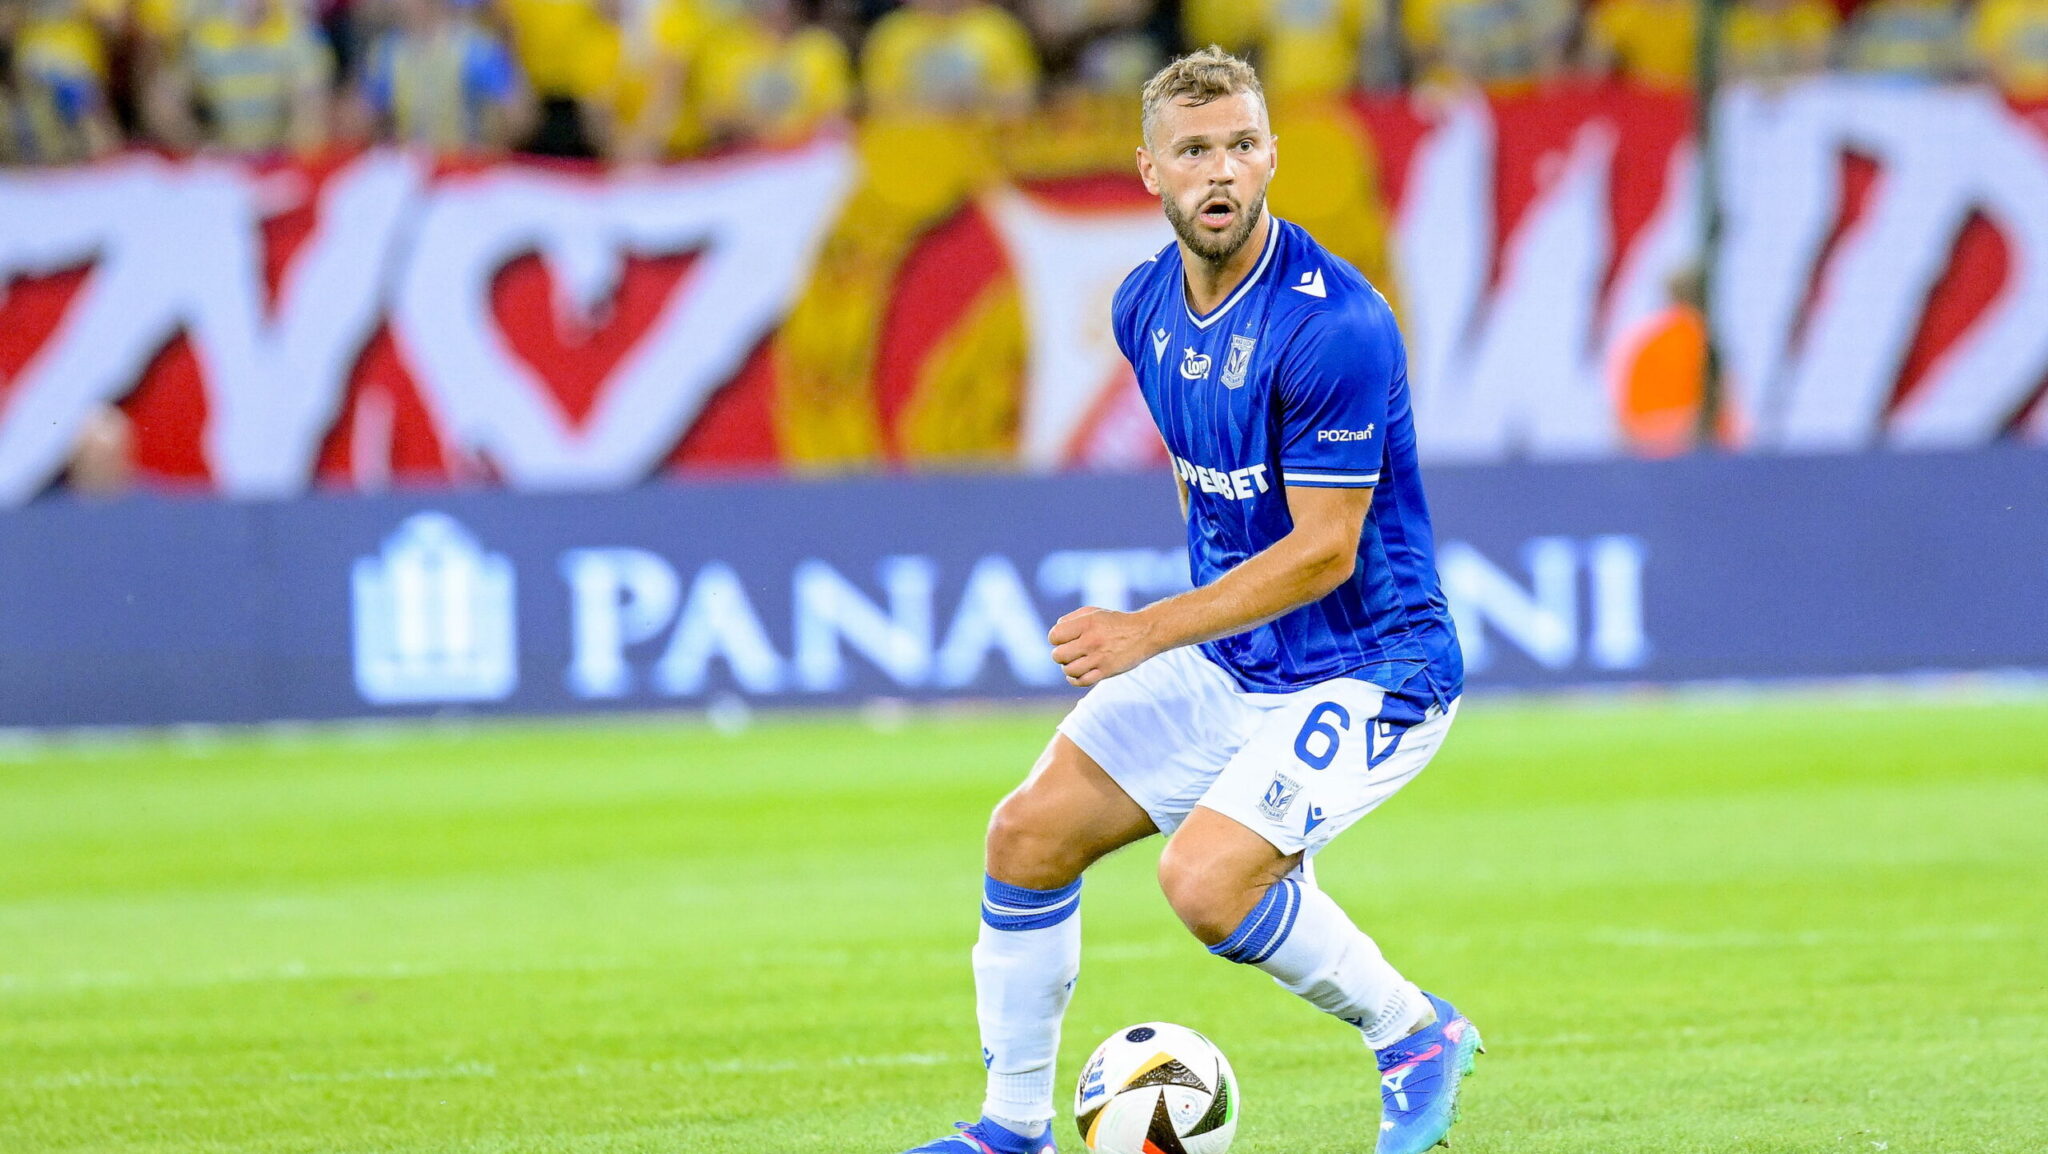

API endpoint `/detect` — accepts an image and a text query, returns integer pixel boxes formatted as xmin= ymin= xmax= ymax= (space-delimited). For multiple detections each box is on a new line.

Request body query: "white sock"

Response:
xmin=1208 ymin=876 xmax=1430 ymax=1050
xmin=975 ymin=876 xmax=1082 ymax=1131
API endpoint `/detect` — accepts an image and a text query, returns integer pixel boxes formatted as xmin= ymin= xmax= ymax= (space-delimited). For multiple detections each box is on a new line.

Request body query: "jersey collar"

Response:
xmin=1182 ymin=216 xmax=1279 ymax=330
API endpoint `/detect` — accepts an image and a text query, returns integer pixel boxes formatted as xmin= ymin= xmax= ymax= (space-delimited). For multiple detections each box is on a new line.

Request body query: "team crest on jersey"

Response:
xmin=1258 ymin=772 xmax=1302 ymax=822
xmin=1180 ymin=346 xmax=1211 ymax=380
xmin=1221 ymin=334 xmax=1257 ymax=389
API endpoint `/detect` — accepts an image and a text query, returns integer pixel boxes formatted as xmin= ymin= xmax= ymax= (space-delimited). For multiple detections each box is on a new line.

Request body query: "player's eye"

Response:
xmin=1235 ymin=139 xmax=1255 ymax=151
xmin=1182 ymin=145 xmax=1203 ymax=158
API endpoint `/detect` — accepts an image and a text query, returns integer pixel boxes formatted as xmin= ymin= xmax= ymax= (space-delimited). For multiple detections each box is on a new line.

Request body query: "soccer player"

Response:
xmin=906 ymin=47 xmax=1478 ymax=1154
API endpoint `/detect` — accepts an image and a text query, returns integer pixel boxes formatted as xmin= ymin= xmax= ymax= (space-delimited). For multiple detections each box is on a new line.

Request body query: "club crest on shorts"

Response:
xmin=1221 ymin=334 xmax=1257 ymax=389
xmin=1258 ymin=772 xmax=1301 ymax=822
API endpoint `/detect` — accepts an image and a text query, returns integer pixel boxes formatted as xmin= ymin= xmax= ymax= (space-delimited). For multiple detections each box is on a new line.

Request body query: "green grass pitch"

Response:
xmin=3 ymin=691 xmax=2045 ymax=1153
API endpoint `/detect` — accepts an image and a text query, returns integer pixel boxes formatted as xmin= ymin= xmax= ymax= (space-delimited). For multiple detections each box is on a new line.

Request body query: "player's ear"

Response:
xmin=1136 ymin=145 xmax=1159 ymax=196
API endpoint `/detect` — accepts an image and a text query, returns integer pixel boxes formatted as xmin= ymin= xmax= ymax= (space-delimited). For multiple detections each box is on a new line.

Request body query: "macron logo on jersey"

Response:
xmin=1173 ymin=454 xmax=1270 ymax=501
xmin=1151 ymin=327 xmax=1169 ymax=362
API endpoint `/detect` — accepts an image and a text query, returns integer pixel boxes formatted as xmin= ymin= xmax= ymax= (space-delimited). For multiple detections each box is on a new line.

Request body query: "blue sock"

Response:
xmin=1208 ymin=876 xmax=1302 ymax=965
xmin=981 ymin=875 xmax=1082 ymax=931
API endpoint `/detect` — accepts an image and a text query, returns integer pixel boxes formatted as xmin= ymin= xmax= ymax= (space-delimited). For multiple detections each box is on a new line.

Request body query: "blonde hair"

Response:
xmin=1140 ymin=46 xmax=1266 ymax=147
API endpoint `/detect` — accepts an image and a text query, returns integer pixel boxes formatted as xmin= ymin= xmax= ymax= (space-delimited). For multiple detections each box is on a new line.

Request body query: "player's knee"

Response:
xmin=985 ymin=791 xmax=1085 ymax=890
xmin=1157 ymin=841 xmax=1258 ymax=946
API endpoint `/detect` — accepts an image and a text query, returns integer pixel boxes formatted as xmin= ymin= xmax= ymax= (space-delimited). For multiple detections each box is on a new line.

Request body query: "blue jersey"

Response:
xmin=1109 ymin=217 xmax=1462 ymax=722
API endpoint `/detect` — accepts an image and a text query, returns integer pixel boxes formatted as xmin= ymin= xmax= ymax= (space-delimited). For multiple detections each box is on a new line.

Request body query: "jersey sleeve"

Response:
xmin=1275 ymin=299 xmax=1399 ymax=488
xmin=466 ymin=35 xmax=519 ymax=103
xmin=1107 ymin=261 xmax=1150 ymax=367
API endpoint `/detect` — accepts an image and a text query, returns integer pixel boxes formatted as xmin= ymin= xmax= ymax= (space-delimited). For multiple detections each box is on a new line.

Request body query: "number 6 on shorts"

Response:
xmin=1293 ymin=701 xmax=1350 ymax=771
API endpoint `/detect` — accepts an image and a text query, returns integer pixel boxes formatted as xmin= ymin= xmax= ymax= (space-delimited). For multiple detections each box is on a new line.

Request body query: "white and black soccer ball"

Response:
xmin=1073 ymin=1022 xmax=1238 ymax=1154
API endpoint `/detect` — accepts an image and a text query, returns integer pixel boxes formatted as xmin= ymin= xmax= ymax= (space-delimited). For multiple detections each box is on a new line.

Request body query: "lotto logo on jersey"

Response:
xmin=1172 ymin=454 xmax=1271 ymax=501
xmin=1317 ymin=425 xmax=1375 ymax=442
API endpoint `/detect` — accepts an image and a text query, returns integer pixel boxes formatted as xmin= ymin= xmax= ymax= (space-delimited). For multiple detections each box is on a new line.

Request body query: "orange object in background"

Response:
xmin=1612 ymin=265 xmax=1742 ymax=456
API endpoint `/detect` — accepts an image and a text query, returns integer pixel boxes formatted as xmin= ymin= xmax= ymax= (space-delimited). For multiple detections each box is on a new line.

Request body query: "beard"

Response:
xmin=1162 ymin=186 xmax=1268 ymax=266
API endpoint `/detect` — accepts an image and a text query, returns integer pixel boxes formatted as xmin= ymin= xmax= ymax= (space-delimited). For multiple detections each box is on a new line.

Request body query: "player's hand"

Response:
xmin=1048 ymin=607 xmax=1159 ymax=688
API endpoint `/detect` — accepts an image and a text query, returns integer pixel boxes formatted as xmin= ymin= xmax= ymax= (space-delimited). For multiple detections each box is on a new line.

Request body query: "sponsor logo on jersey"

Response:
xmin=1221 ymin=334 xmax=1257 ymax=389
xmin=1259 ymin=772 xmax=1302 ymax=821
xmin=1151 ymin=327 xmax=1170 ymax=362
xmin=1317 ymin=425 xmax=1376 ymax=442
xmin=1180 ymin=346 xmax=1211 ymax=380
xmin=1172 ymin=454 xmax=1270 ymax=500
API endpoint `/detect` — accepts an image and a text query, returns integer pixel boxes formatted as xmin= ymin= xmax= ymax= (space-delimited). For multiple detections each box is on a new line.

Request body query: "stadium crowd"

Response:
xmin=1 ymin=0 xmax=2045 ymax=165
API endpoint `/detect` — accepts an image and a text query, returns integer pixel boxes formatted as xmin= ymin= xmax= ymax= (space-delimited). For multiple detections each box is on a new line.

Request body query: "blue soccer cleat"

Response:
xmin=905 ymin=1117 xmax=1056 ymax=1154
xmin=1374 ymin=992 xmax=1483 ymax=1154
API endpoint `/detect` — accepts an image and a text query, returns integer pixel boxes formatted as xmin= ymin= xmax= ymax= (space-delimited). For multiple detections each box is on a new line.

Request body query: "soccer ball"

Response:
xmin=1073 ymin=1022 xmax=1238 ymax=1154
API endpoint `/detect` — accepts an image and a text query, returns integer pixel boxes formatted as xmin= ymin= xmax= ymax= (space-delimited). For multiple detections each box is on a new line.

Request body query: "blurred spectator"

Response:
xmin=574 ymin=0 xmax=709 ymax=162
xmin=861 ymin=0 xmax=1038 ymax=119
xmin=1067 ymin=23 xmax=1157 ymax=97
xmin=1970 ymin=0 xmax=2048 ymax=98
xmin=352 ymin=0 xmax=531 ymax=151
xmin=1583 ymin=0 xmax=1696 ymax=91
xmin=1841 ymin=0 xmax=1969 ymax=81
xmin=63 ymin=403 xmax=135 ymax=496
xmin=314 ymin=0 xmax=355 ymax=81
xmin=693 ymin=0 xmax=851 ymax=148
xmin=1180 ymin=0 xmax=1384 ymax=100
xmin=1022 ymin=0 xmax=1155 ymax=94
xmin=1264 ymin=0 xmax=1369 ymax=101
xmin=1404 ymin=0 xmax=1572 ymax=91
xmin=1006 ymin=0 xmax=1155 ymax=175
xmin=147 ymin=0 xmax=334 ymax=154
xmin=10 ymin=0 xmax=2037 ymax=167
xmin=1354 ymin=0 xmax=1407 ymax=92
xmin=1721 ymin=0 xmax=1837 ymax=84
xmin=497 ymin=0 xmax=611 ymax=154
xmin=2 ymin=0 xmax=119 ymax=162
xmin=1611 ymin=263 xmax=1744 ymax=455
xmin=1181 ymin=0 xmax=1258 ymax=56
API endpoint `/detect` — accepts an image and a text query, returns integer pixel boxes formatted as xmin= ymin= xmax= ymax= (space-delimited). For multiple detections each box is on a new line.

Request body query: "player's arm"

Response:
xmin=1055 ymin=299 xmax=1396 ymax=689
xmin=1049 ymin=484 xmax=1369 ymax=687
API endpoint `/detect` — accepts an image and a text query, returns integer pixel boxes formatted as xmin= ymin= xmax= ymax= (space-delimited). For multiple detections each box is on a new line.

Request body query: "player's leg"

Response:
xmin=1158 ymin=804 xmax=1430 ymax=1046
xmin=912 ymin=648 xmax=1248 ymax=1154
xmin=984 ymin=732 xmax=1157 ymax=889
xmin=1165 ymin=689 xmax=1478 ymax=1154
xmin=969 ymin=734 xmax=1156 ymax=1145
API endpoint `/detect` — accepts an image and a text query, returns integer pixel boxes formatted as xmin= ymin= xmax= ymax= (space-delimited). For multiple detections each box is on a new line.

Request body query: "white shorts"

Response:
xmin=1056 ymin=645 xmax=1458 ymax=858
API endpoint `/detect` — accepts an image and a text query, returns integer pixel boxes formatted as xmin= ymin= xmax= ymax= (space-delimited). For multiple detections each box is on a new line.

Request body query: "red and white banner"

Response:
xmin=2 ymin=77 xmax=2045 ymax=502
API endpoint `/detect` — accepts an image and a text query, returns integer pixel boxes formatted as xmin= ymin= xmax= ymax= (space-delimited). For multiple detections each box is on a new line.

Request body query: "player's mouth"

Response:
xmin=1197 ymin=197 xmax=1237 ymax=230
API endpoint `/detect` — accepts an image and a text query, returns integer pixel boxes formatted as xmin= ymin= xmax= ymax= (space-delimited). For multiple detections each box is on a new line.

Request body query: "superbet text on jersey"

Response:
xmin=1109 ymin=217 xmax=1462 ymax=726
